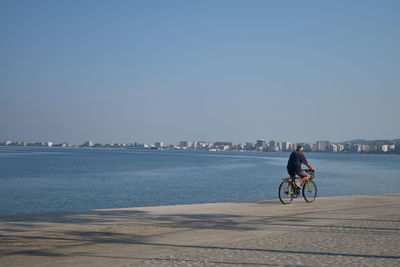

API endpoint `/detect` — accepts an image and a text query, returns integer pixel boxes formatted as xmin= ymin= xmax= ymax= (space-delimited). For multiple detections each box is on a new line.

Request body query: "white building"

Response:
xmin=337 ymin=144 xmax=344 ymax=152
xmin=83 ymin=141 xmax=94 ymax=147
xmin=282 ymin=142 xmax=295 ymax=151
xmin=311 ymin=144 xmax=318 ymax=152
xmin=154 ymin=142 xmax=164 ymax=148
xmin=317 ymin=141 xmax=330 ymax=152
xmin=269 ymin=140 xmax=282 ymax=152
xmin=179 ymin=141 xmax=193 ymax=149
xmin=331 ymin=144 xmax=338 ymax=152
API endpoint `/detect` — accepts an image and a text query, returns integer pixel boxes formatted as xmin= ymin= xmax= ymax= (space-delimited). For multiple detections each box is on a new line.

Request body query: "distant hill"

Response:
xmin=340 ymin=139 xmax=400 ymax=145
xmin=341 ymin=139 xmax=372 ymax=145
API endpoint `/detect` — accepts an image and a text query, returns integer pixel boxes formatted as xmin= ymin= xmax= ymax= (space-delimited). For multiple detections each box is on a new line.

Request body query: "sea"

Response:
xmin=0 ymin=146 xmax=399 ymax=215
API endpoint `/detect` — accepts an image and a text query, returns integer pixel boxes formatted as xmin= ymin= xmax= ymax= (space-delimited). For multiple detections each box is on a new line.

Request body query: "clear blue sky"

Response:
xmin=1 ymin=0 xmax=399 ymax=145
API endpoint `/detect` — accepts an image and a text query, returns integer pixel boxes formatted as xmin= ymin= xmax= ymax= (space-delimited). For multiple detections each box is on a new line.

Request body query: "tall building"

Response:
xmin=154 ymin=142 xmax=164 ymax=148
xmin=290 ymin=143 xmax=297 ymax=151
xmin=311 ymin=143 xmax=318 ymax=152
xmin=83 ymin=141 xmax=94 ymax=147
xmin=256 ymin=139 xmax=266 ymax=149
xmin=45 ymin=141 xmax=53 ymax=147
xmin=179 ymin=141 xmax=192 ymax=149
xmin=245 ymin=142 xmax=255 ymax=151
xmin=282 ymin=142 xmax=294 ymax=151
xmin=317 ymin=141 xmax=330 ymax=152
xmin=269 ymin=140 xmax=282 ymax=152
xmin=330 ymin=144 xmax=338 ymax=152
xmin=269 ymin=140 xmax=277 ymax=152
xmin=337 ymin=144 xmax=345 ymax=152
xmin=277 ymin=142 xmax=283 ymax=152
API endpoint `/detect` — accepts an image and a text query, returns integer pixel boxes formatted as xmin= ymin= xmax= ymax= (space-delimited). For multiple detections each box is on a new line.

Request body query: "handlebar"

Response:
xmin=305 ymin=169 xmax=315 ymax=177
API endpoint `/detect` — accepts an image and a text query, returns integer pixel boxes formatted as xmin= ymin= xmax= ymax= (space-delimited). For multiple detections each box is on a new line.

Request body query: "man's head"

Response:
xmin=296 ymin=145 xmax=304 ymax=152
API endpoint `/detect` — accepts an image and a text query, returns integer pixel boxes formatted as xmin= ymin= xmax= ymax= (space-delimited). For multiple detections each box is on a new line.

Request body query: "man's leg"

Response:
xmin=295 ymin=171 xmax=310 ymax=187
xmin=287 ymin=169 xmax=296 ymax=179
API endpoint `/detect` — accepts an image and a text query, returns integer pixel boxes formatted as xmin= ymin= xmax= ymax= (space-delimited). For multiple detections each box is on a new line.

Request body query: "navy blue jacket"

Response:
xmin=287 ymin=151 xmax=308 ymax=171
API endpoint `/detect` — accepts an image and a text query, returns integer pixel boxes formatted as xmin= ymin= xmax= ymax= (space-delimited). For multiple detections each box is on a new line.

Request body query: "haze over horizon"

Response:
xmin=1 ymin=0 xmax=399 ymax=145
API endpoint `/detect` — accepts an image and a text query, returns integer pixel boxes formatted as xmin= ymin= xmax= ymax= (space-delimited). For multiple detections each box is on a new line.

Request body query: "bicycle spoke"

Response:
xmin=302 ymin=181 xmax=317 ymax=203
xmin=279 ymin=181 xmax=294 ymax=204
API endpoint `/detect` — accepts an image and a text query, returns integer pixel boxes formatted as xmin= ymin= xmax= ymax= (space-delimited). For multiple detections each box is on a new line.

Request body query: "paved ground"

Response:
xmin=1 ymin=194 xmax=399 ymax=266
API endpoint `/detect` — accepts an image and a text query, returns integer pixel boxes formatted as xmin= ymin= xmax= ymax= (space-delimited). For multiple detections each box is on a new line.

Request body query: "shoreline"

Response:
xmin=1 ymin=193 xmax=399 ymax=217
xmin=1 ymin=194 xmax=399 ymax=266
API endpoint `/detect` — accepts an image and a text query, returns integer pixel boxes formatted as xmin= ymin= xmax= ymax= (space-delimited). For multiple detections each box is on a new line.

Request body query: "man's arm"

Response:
xmin=300 ymin=153 xmax=315 ymax=171
xmin=305 ymin=163 xmax=315 ymax=171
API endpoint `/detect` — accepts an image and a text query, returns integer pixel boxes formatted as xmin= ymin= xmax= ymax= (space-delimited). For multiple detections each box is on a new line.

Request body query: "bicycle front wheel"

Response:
xmin=278 ymin=181 xmax=294 ymax=204
xmin=302 ymin=180 xmax=317 ymax=203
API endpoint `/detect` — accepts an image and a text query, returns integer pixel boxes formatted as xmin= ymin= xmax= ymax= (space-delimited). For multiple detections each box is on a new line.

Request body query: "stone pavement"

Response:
xmin=1 ymin=194 xmax=399 ymax=266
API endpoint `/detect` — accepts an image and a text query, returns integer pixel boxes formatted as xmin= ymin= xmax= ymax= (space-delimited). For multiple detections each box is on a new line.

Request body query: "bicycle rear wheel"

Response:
xmin=302 ymin=180 xmax=317 ymax=203
xmin=278 ymin=181 xmax=294 ymax=204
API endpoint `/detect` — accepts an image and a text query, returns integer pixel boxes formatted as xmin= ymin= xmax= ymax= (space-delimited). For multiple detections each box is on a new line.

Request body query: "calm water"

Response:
xmin=0 ymin=146 xmax=399 ymax=215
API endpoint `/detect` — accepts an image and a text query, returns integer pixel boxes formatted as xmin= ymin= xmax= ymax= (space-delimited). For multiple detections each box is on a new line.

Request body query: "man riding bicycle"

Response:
xmin=287 ymin=145 xmax=315 ymax=188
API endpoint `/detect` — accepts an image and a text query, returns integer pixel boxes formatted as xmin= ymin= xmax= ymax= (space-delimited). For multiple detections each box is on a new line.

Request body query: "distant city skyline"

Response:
xmin=1 ymin=136 xmax=400 ymax=147
xmin=1 ymin=1 xmax=399 ymax=144
xmin=2 ymin=137 xmax=399 ymax=154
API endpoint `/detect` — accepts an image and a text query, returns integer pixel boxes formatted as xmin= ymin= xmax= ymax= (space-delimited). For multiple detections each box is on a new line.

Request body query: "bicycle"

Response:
xmin=278 ymin=169 xmax=317 ymax=204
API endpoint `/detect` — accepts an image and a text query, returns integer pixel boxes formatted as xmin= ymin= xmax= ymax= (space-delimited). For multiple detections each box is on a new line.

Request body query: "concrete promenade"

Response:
xmin=1 ymin=194 xmax=399 ymax=266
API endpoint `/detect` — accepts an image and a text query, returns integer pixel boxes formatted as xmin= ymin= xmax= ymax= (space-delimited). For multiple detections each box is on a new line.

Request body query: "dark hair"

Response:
xmin=296 ymin=145 xmax=303 ymax=151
